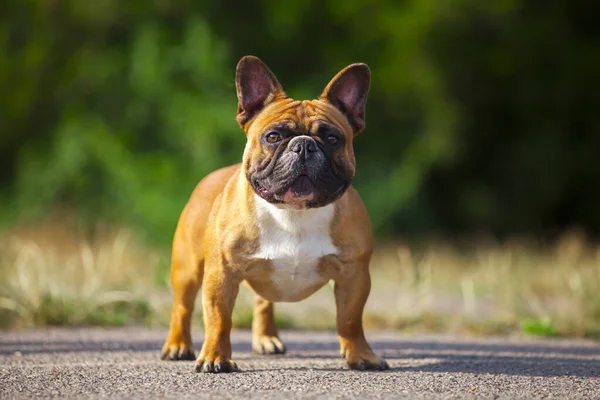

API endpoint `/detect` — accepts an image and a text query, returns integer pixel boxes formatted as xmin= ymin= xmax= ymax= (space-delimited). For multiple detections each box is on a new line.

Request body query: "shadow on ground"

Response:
xmin=2 ymin=331 xmax=598 ymax=379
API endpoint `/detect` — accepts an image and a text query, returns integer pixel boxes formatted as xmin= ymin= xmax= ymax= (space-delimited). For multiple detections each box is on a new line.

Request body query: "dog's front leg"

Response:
xmin=195 ymin=258 xmax=241 ymax=373
xmin=334 ymin=260 xmax=389 ymax=371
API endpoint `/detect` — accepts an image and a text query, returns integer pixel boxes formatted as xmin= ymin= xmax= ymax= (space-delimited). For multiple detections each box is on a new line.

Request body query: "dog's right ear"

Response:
xmin=235 ymin=56 xmax=286 ymax=129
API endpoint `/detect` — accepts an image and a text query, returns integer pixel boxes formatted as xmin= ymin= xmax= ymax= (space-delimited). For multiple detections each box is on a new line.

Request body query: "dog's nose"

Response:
xmin=289 ymin=136 xmax=317 ymax=159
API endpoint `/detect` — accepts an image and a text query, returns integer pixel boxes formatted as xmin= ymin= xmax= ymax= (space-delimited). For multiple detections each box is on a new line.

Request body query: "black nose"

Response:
xmin=289 ymin=136 xmax=317 ymax=159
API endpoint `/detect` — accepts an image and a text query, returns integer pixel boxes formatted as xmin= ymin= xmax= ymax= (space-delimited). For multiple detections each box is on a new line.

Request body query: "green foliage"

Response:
xmin=521 ymin=318 xmax=559 ymax=337
xmin=231 ymin=306 xmax=254 ymax=329
xmin=1 ymin=1 xmax=599 ymax=244
xmin=274 ymin=312 xmax=300 ymax=330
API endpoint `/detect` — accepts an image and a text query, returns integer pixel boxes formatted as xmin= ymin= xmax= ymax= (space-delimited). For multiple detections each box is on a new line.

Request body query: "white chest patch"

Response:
xmin=251 ymin=195 xmax=338 ymax=301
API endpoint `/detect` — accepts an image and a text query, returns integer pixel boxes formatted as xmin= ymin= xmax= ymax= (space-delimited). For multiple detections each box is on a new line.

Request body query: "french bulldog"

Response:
xmin=161 ymin=56 xmax=388 ymax=373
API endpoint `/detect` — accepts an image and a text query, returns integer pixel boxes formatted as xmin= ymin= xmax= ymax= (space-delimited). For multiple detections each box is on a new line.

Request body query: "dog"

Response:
xmin=161 ymin=55 xmax=388 ymax=373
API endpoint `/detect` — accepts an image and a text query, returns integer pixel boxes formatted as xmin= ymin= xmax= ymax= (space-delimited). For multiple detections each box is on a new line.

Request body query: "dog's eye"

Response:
xmin=265 ymin=132 xmax=281 ymax=144
xmin=327 ymin=134 xmax=340 ymax=145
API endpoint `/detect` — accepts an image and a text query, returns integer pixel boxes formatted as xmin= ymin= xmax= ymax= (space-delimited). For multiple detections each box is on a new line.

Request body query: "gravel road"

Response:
xmin=1 ymin=328 xmax=599 ymax=399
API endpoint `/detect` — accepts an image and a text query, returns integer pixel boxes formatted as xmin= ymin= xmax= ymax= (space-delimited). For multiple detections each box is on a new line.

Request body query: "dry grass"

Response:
xmin=365 ymin=230 xmax=600 ymax=337
xmin=1 ymin=225 xmax=599 ymax=338
xmin=0 ymin=226 xmax=161 ymax=327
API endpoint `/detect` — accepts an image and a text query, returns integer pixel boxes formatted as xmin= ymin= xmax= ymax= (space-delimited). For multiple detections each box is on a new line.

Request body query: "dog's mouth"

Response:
xmin=255 ymin=181 xmax=271 ymax=197
xmin=253 ymin=173 xmax=314 ymax=206
xmin=286 ymin=174 xmax=313 ymax=199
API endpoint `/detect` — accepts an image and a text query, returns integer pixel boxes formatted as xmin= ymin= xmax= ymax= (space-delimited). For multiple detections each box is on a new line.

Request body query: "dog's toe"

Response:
xmin=253 ymin=335 xmax=286 ymax=355
xmin=195 ymin=357 xmax=239 ymax=373
xmin=161 ymin=342 xmax=195 ymax=361
xmin=344 ymin=349 xmax=389 ymax=371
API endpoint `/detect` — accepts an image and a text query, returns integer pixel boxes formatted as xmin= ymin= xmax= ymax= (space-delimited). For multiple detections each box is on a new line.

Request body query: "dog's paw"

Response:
xmin=194 ymin=355 xmax=240 ymax=373
xmin=161 ymin=340 xmax=195 ymax=361
xmin=341 ymin=349 xmax=389 ymax=371
xmin=253 ymin=335 xmax=286 ymax=355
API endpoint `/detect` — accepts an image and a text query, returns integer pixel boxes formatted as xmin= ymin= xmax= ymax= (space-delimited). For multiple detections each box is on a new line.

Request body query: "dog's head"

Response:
xmin=236 ymin=56 xmax=370 ymax=209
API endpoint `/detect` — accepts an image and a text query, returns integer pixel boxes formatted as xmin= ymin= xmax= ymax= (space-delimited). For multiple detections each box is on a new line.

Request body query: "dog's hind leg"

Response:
xmin=161 ymin=231 xmax=203 ymax=361
xmin=251 ymin=295 xmax=286 ymax=354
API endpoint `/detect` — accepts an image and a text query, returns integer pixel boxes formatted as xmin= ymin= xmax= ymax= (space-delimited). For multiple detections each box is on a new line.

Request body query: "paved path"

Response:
xmin=1 ymin=328 xmax=599 ymax=399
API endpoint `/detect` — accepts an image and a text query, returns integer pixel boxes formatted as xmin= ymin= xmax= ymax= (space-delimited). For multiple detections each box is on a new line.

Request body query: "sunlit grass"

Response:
xmin=0 ymin=228 xmax=159 ymax=327
xmin=365 ymin=230 xmax=600 ymax=338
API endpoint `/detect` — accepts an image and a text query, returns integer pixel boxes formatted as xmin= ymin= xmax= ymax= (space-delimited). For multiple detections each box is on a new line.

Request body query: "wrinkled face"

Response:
xmin=244 ymin=100 xmax=356 ymax=209
xmin=235 ymin=56 xmax=370 ymax=209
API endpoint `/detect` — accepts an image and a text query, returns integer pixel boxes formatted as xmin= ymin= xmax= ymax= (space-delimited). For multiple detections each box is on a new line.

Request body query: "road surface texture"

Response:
xmin=1 ymin=328 xmax=599 ymax=399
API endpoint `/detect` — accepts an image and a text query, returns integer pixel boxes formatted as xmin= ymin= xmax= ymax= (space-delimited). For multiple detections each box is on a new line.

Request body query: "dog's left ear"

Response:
xmin=320 ymin=63 xmax=371 ymax=133
xmin=235 ymin=56 xmax=286 ymax=129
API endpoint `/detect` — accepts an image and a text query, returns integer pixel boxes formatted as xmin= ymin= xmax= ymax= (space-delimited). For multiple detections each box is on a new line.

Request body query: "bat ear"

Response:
xmin=320 ymin=63 xmax=371 ymax=133
xmin=235 ymin=56 xmax=286 ymax=128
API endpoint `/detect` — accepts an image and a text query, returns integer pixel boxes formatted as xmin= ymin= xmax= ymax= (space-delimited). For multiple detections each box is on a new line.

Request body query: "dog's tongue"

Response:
xmin=283 ymin=176 xmax=314 ymax=203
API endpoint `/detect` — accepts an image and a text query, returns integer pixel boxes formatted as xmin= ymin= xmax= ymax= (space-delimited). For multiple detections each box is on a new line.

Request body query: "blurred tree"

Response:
xmin=1 ymin=1 xmax=242 ymax=242
xmin=1 ymin=0 xmax=599 ymax=244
